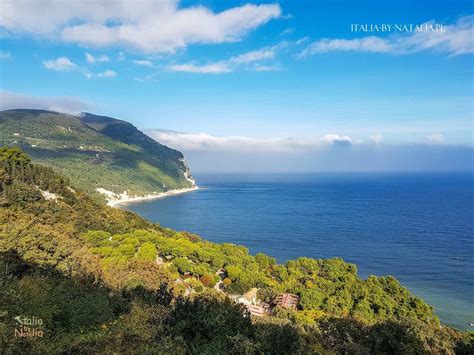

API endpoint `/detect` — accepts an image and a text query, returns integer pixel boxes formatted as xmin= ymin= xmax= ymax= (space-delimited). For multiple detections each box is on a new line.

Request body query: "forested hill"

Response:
xmin=79 ymin=112 xmax=181 ymax=160
xmin=0 ymin=109 xmax=194 ymax=201
xmin=1 ymin=147 xmax=472 ymax=354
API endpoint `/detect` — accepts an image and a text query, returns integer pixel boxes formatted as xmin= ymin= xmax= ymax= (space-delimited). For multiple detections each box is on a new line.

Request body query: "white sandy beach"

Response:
xmin=96 ymin=186 xmax=199 ymax=207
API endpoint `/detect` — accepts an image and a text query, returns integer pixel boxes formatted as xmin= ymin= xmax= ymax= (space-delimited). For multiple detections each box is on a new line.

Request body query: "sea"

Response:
xmin=124 ymin=172 xmax=474 ymax=330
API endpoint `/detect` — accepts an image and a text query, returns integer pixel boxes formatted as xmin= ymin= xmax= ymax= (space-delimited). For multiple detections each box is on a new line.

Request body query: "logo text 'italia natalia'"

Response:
xmin=14 ymin=315 xmax=44 ymax=338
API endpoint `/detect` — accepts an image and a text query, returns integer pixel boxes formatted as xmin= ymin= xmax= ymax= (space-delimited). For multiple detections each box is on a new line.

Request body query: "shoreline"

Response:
xmin=97 ymin=186 xmax=199 ymax=207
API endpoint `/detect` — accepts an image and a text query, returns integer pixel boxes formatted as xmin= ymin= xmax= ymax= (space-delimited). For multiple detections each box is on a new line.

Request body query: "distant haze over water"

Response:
xmin=124 ymin=172 xmax=474 ymax=330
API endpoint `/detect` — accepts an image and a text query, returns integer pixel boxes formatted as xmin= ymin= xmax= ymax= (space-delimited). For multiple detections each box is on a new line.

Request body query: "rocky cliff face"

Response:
xmin=179 ymin=157 xmax=196 ymax=186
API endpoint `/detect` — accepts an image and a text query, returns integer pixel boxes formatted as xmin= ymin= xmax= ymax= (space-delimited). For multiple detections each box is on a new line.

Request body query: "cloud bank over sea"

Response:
xmin=146 ymin=129 xmax=473 ymax=173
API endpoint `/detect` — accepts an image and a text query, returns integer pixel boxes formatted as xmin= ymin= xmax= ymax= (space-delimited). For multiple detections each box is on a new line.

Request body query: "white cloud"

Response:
xmin=295 ymin=36 xmax=309 ymax=45
xmin=301 ymin=36 xmax=391 ymax=56
xmin=280 ymin=28 xmax=294 ymax=36
xmin=42 ymin=56 xmax=116 ymax=78
xmin=300 ymin=15 xmax=474 ymax=57
xmin=253 ymin=64 xmax=281 ymax=71
xmin=117 ymin=52 xmax=125 ymax=61
xmin=85 ymin=53 xmax=94 ymax=64
xmin=146 ymin=130 xmax=471 ymax=173
xmin=98 ymin=54 xmax=109 ymax=62
xmin=0 ymin=0 xmax=281 ymax=53
xmin=97 ymin=69 xmax=117 ymax=78
xmin=132 ymin=59 xmax=154 ymax=67
xmin=0 ymin=50 xmax=12 ymax=60
xmin=147 ymin=130 xmax=302 ymax=152
xmin=0 ymin=90 xmax=91 ymax=114
xmin=369 ymin=133 xmax=384 ymax=144
xmin=168 ymin=41 xmax=286 ymax=74
xmin=146 ymin=130 xmax=355 ymax=153
xmin=230 ymin=48 xmax=276 ymax=63
xmin=322 ymin=134 xmax=353 ymax=146
xmin=168 ymin=63 xmax=231 ymax=74
xmin=134 ymin=72 xmax=159 ymax=82
xmin=43 ymin=56 xmax=77 ymax=71
xmin=427 ymin=133 xmax=445 ymax=144
xmin=252 ymin=64 xmax=281 ymax=71
xmin=145 ymin=130 xmax=473 ymax=173
xmin=85 ymin=52 xmax=109 ymax=64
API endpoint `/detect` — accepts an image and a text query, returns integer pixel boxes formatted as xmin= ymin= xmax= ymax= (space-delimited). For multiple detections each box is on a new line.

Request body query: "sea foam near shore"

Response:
xmin=96 ymin=186 xmax=199 ymax=207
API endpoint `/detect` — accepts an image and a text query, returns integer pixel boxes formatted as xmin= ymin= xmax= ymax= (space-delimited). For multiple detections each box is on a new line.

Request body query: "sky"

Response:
xmin=0 ymin=0 xmax=473 ymax=172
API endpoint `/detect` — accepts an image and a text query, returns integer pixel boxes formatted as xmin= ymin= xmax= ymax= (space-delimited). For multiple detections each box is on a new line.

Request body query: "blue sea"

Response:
xmin=124 ymin=173 xmax=474 ymax=330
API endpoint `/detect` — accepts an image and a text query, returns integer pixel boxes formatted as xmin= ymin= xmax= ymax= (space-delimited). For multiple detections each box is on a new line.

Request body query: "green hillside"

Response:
xmin=1 ymin=147 xmax=472 ymax=354
xmin=0 ymin=109 xmax=194 ymax=202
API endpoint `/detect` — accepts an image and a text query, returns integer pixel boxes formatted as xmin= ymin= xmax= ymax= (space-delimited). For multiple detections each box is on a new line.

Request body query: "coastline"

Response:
xmin=96 ymin=186 xmax=199 ymax=207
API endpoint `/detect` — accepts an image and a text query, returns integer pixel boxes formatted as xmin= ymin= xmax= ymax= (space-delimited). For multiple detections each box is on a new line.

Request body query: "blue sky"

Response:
xmin=0 ymin=0 xmax=473 ymax=171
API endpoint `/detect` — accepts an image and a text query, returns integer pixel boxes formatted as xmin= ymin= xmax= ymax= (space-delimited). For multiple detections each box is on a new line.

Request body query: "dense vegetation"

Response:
xmin=0 ymin=110 xmax=194 ymax=201
xmin=1 ymin=147 xmax=472 ymax=354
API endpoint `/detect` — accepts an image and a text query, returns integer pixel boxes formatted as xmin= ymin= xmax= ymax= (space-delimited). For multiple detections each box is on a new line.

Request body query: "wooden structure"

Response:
xmin=273 ymin=293 xmax=299 ymax=309
xmin=246 ymin=304 xmax=265 ymax=317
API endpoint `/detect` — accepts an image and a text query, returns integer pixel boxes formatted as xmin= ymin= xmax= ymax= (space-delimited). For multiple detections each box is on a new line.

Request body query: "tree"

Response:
xmin=255 ymin=252 xmax=276 ymax=270
xmin=82 ymin=231 xmax=111 ymax=247
xmin=173 ymin=257 xmax=192 ymax=274
xmin=170 ymin=294 xmax=254 ymax=353
xmin=185 ymin=278 xmax=204 ymax=293
xmin=136 ymin=242 xmax=157 ymax=261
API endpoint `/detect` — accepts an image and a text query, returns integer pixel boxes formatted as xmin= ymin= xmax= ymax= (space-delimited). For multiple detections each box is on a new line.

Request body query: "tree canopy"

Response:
xmin=0 ymin=147 xmax=471 ymax=354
